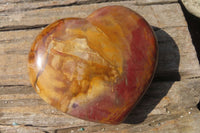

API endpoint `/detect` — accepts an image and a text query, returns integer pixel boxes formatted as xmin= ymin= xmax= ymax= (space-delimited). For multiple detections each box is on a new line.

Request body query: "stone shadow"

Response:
xmin=179 ymin=0 xmax=200 ymax=63
xmin=179 ymin=0 xmax=200 ymax=114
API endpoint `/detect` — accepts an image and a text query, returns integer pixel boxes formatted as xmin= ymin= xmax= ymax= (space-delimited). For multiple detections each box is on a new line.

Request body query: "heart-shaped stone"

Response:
xmin=28 ymin=6 xmax=158 ymax=124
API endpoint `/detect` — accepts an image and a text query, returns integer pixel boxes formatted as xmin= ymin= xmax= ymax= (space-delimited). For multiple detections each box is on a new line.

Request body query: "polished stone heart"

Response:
xmin=28 ymin=6 xmax=158 ymax=124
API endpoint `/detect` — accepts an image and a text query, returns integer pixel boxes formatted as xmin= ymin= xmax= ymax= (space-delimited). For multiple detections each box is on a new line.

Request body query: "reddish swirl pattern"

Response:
xmin=28 ymin=6 xmax=157 ymax=124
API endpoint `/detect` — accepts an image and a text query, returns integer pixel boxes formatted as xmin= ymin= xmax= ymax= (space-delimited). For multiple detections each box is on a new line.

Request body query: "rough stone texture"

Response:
xmin=182 ymin=0 xmax=200 ymax=18
xmin=0 ymin=0 xmax=200 ymax=132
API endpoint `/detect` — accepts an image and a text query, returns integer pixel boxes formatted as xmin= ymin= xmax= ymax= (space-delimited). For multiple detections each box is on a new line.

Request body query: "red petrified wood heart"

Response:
xmin=28 ymin=6 xmax=158 ymax=124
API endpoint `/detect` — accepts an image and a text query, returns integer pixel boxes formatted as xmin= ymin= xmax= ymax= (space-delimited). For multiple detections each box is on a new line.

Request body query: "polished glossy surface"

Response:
xmin=28 ymin=6 xmax=157 ymax=124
